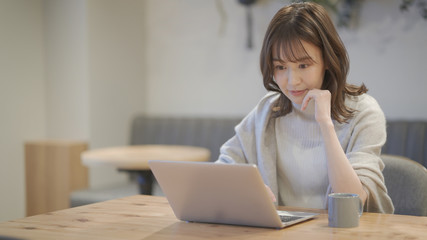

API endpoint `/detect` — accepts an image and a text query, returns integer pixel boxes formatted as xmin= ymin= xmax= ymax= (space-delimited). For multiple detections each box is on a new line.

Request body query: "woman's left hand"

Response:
xmin=301 ymin=89 xmax=332 ymax=124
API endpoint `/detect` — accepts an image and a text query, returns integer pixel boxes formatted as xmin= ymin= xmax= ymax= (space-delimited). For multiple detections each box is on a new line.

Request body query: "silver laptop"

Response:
xmin=148 ymin=160 xmax=318 ymax=229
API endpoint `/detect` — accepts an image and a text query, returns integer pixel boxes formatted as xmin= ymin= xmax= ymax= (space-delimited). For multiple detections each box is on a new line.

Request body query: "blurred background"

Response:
xmin=0 ymin=0 xmax=426 ymax=222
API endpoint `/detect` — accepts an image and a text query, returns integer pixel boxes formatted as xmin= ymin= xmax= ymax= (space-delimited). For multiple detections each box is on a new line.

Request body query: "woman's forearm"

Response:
xmin=319 ymin=121 xmax=367 ymax=204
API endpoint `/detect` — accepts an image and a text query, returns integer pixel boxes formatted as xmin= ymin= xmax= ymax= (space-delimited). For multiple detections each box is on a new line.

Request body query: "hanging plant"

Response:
xmin=295 ymin=0 xmax=427 ymax=24
xmin=238 ymin=0 xmax=257 ymax=49
xmin=291 ymin=0 xmax=361 ymax=28
xmin=400 ymin=0 xmax=427 ymax=19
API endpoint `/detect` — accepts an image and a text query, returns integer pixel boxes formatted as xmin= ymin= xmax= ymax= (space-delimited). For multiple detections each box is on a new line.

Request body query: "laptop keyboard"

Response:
xmin=279 ymin=215 xmax=303 ymax=223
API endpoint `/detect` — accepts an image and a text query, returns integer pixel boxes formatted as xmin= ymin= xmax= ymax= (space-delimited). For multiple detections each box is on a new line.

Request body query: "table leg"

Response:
xmin=136 ymin=170 xmax=153 ymax=195
xmin=119 ymin=169 xmax=153 ymax=195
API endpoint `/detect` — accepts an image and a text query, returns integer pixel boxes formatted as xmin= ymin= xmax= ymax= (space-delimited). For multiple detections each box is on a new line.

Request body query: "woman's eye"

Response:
xmin=275 ymin=65 xmax=285 ymax=70
xmin=299 ymin=64 xmax=309 ymax=69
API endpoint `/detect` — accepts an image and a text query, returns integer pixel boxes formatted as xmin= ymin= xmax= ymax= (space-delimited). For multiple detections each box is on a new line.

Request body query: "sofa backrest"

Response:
xmin=382 ymin=121 xmax=427 ymax=169
xmin=130 ymin=115 xmax=242 ymax=162
xmin=130 ymin=115 xmax=427 ymax=168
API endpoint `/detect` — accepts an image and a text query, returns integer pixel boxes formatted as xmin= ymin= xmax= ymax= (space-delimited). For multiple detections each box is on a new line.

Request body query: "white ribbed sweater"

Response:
xmin=275 ymin=100 xmax=328 ymax=209
xmin=216 ymin=91 xmax=394 ymax=213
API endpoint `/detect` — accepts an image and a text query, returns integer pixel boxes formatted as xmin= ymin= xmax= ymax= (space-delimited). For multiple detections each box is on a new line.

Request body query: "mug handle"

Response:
xmin=358 ymin=198 xmax=363 ymax=217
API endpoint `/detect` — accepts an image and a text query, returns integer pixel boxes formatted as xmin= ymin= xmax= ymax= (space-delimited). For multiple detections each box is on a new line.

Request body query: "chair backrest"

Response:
xmin=381 ymin=154 xmax=427 ymax=216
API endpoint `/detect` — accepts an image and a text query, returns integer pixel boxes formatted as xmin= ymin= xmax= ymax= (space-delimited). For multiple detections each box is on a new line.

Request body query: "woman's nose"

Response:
xmin=287 ymin=69 xmax=300 ymax=85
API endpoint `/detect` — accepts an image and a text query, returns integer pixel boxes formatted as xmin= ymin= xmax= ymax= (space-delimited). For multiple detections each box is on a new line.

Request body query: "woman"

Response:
xmin=216 ymin=2 xmax=394 ymax=213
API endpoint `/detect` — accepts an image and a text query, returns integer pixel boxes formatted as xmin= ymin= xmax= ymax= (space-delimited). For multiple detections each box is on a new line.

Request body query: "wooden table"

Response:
xmin=0 ymin=195 xmax=425 ymax=240
xmin=81 ymin=145 xmax=210 ymax=194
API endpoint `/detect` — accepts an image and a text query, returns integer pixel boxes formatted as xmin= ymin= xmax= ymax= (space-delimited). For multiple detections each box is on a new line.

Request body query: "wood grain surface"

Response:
xmin=0 ymin=195 xmax=426 ymax=240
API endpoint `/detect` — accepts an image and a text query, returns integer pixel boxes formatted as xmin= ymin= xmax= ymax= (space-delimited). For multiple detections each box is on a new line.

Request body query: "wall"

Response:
xmin=44 ymin=0 xmax=89 ymax=139
xmin=145 ymin=0 xmax=427 ymax=120
xmin=86 ymin=0 xmax=147 ymax=187
xmin=145 ymin=0 xmax=276 ymax=116
xmin=43 ymin=0 xmax=147 ymax=189
xmin=342 ymin=0 xmax=427 ymax=119
xmin=0 ymin=0 xmax=46 ymax=222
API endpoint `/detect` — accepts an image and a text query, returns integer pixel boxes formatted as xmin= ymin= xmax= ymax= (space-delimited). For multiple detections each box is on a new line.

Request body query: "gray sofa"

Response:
xmin=70 ymin=115 xmax=427 ymax=207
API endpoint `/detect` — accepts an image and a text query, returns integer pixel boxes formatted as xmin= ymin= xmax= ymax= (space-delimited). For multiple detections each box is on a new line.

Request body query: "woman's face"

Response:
xmin=272 ymin=40 xmax=326 ymax=105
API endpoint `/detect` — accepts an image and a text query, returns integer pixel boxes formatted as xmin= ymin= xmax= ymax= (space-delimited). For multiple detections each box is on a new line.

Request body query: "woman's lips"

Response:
xmin=289 ymin=89 xmax=307 ymax=96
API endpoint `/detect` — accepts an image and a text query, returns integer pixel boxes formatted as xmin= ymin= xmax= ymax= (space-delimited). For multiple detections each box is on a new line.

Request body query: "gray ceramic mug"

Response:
xmin=328 ymin=193 xmax=363 ymax=228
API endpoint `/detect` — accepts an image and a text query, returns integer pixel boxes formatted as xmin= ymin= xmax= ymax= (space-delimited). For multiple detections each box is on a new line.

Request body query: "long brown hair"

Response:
xmin=260 ymin=2 xmax=367 ymax=123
